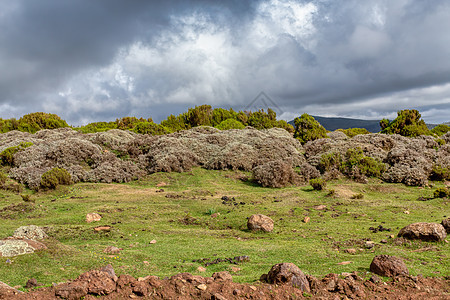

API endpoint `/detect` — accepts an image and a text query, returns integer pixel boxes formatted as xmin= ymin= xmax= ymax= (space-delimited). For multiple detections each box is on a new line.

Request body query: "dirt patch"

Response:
xmin=2 ymin=267 xmax=449 ymax=300
xmin=0 ymin=203 xmax=35 ymax=219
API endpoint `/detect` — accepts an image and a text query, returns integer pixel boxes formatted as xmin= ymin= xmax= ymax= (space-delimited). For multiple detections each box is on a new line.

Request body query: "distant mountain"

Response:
xmin=288 ymin=116 xmax=381 ymax=133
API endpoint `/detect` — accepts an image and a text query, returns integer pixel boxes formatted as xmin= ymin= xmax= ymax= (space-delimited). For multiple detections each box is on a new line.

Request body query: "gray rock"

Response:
xmin=247 ymin=214 xmax=274 ymax=232
xmin=13 ymin=225 xmax=47 ymax=240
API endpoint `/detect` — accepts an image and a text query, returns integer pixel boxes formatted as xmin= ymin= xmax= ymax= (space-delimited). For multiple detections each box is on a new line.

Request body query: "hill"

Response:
xmin=289 ymin=116 xmax=381 ymax=132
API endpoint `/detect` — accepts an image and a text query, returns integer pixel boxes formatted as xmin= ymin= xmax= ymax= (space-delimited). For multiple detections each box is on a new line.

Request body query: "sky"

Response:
xmin=1 ymin=0 xmax=450 ymax=125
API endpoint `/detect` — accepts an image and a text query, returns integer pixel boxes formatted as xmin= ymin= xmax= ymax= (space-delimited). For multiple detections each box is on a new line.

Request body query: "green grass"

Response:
xmin=0 ymin=168 xmax=448 ymax=287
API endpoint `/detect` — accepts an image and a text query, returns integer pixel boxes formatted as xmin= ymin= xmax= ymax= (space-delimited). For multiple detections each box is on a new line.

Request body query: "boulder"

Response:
xmin=398 ymin=222 xmax=447 ymax=242
xmin=86 ymin=213 xmax=102 ymax=223
xmin=103 ymin=246 xmax=121 ymax=254
xmin=247 ymin=214 xmax=274 ymax=232
xmin=442 ymin=218 xmax=450 ymax=234
xmin=370 ymin=255 xmax=409 ymax=277
xmin=13 ymin=225 xmax=47 ymax=240
xmin=262 ymin=263 xmax=310 ymax=292
xmin=75 ymin=264 xmax=117 ymax=295
xmin=0 ymin=239 xmax=47 ymax=257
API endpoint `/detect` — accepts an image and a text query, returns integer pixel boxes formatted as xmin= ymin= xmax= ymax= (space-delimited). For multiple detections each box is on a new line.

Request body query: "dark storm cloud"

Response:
xmin=1 ymin=0 xmax=449 ymax=124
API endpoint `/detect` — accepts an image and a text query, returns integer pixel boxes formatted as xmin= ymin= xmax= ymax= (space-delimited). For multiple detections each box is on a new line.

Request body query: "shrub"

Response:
xmin=430 ymin=165 xmax=450 ymax=181
xmin=76 ymin=121 xmax=118 ymax=133
xmin=380 ymin=109 xmax=431 ymax=137
xmin=294 ymin=113 xmax=328 ymax=144
xmin=40 ymin=168 xmax=72 ymax=190
xmin=216 ymin=119 xmax=245 ymax=130
xmin=318 ymin=152 xmax=342 ymax=173
xmin=18 ymin=112 xmax=69 ymax=133
xmin=341 ymin=147 xmax=386 ymax=178
xmin=133 ymin=121 xmax=169 ymax=135
xmin=351 ymin=193 xmax=364 ymax=199
xmin=433 ymin=187 xmax=450 ymax=198
xmin=0 ymin=171 xmax=7 ymax=186
xmin=252 ymin=160 xmax=298 ymax=188
xmin=310 ymin=178 xmax=326 ymax=190
xmin=0 ymin=142 xmax=33 ymax=166
xmin=339 ymin=128 xmax=370 ymax=138
xmin=431 ymin=124 xmax=450 ymax=136
xmin=20 ymin=194 xmax=34 ymax=202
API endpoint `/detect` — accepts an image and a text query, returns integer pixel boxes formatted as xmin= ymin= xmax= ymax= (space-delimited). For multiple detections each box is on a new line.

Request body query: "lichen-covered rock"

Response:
xmin=398 ymin=222 xmax=447 ymax=242
xmin=442 ymin=218 xmax=450 ymax=234
xmin=370 ymin=255 xmax=409 ymax=277
xmin=247 ymin=214 xmax=274 ymax=232
xmin=13 ymin=225 xmax=47 ymax=240
xmin=0 ymin=239 xmax=47 ymax=257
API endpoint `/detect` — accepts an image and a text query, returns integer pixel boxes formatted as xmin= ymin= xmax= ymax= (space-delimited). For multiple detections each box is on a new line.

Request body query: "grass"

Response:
xmin=0 ymin=167 xmax=448 ymax=287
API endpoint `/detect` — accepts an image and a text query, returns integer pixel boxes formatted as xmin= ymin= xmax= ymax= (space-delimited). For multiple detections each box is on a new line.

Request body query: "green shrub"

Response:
xmin=341 ymin=147 xmax=386 ymax=177
xmin=380 ymin=109 xmax=431 ymax=137
xmin=0 ymin=171 xmax=7 ymax=186
xmin=40 ymin=168 xmax=72 ymax=190
xmin=339 ymin=128 xmax=370 ymax=138
xmin=76 ymin=121 xmax=118 ymax=133
xmin=133 ymin=121 xmax=169 ymax=135
xmin=20 ymin=194 xmax=34 ymax=202
xmin=216 ymin=119 xmax=245 ymax=130
xmin=18 ymin=112 xmax=69 ymax=133
xmin=431 ymin=124 xmax=450 ymax=136
xmin=294 ymin=113 xmax=328 ymax=144
xmin=318 ymin=152 xmax=342 ymax=173
xmin=433 ymin=187 xmax=450 ymax=198
xmin=430 ymin=165 xmax=450 ymax=181
xmin=310 ymin=178 xmax=326 ymax=190
xmin=351 ymin=193 xmax=364 ymax=199
xmin=435 ymin=138 xmax=446 ymax=146
xmin=0 ymin=142 xmax=33 ymax=166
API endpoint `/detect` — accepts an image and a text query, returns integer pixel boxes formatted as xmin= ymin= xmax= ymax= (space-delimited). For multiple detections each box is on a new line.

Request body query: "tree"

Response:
xmin=293 ymin=113 xmax=328 ymax=144
xmin=380 ymin=109 xmax=430 ymax=137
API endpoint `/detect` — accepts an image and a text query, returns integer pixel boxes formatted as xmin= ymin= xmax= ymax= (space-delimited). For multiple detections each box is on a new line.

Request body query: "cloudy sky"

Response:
xmin=1 ymin=0 xmax=449 ymax=125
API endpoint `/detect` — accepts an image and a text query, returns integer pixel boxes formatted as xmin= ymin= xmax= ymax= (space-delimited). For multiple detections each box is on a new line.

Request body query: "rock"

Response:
xmin=196 ymin=283 xmax=207 ymax=291
xmin=303 ymin=216 xmax=310 ymax=223
xmin=13 ymin=225 xmax=47 ymax=240
xmin=76 ymin=264 xmax=117 ymax=295
xmin=247 ymin=214 xmax=274 ymax=232
xmin=231 ymin=266 xmax=241 ymax=273
xmin=369 ymin=275 xmax=381 ymax=283
xmin=398 ymin=222 xmax=447 ymax=242
xmin=314 ymin=205 xmax=327 ymax=210
xmin=149 ymin=240 xmax=157 ymax=244
xmin=344 ymin=248 xmax=357 ymax=254
xmin=0 ymin=239 xmax=47 ymax=257
xmin=86 ymin=213 xmax=102 ymax=223
xmin=25 ymin=278 xmax=41 ymax=289
xmin=212 ymin=271 xmax=233 ymax=282
xmin=365 ymin=241 xmax=375 ymax=249
xmin=212 ymin=293 xmax=228 ymax=300
xmin=442 ymin=218 xmax=450 ymax=234
xmin=55 ymin=282 xmax=88 ymax=300
xmin=370 ymin=255 xmax=409 ymax=277
xmin=94 ymin=225 xmax=111 ymax=232
xmin=337 ymin=261 xmax=352 ymax=265
xmin=103 ymin=246 xmax=120 ymax=254
xmin=197 ymin=266 xmax=206 ymax=272
xmin=264 ymin=263 xmax=310 ymax=292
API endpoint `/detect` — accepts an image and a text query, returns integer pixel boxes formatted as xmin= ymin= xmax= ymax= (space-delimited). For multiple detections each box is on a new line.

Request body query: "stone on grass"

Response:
xmin=0 ymin=239 xmax=46 ymax=257
xmin=261 ymin=263 xmax=310 ymax=292
xmin=370 ymin=255 xmax=409 ymax=277
xmin=212 ymin=271 xmax=233 ymax=282
xmin=442 ymin=218 xmax=450 ymax=234
xmin=398 ymin=222 xmax=447 ymax=242
xmin=13 ymin=225 xmax=47 ymax=240
xmin=247 ymin=214 xmax=274 ymax=232
xmin=103 ymin=246 xmax=121 ymax=254
xmin=86 ymin=213 xmax=102 ymax=223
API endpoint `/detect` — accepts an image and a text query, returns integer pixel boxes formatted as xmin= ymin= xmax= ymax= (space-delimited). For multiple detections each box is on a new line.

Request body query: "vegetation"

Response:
xmin=380 ymin=109 xmax=431 ymax=137
xmin=433 ymin=187 xmax=449 ymax=198
xmin=0 ymin=142 xmax=33 ymax=166
xmin=0 ymin=171 xmax=7 ymax=186
xmin=40 ymin=168 xmax=72 ymax=190
xmin=430 ymin=165 xmax=450 ymax=181
xmin=431 ymin=124 xmax=450 ymax=136
xmin=338 ymin=128 xmax=370 ymax=138
xmin=294 ymin=113 xmax=328 ymax=144
xmin=341 ymin=148 xmax=386 ymax=178
xmin=309 ymin=177 xmax=326 ymax=190
xmin=216 ymin=119 xmax=246 ymax=130
xmin=318 ymin=152 xmax=342 ymax=173
xmin=1 ymin=112 xmax=69 ymax=133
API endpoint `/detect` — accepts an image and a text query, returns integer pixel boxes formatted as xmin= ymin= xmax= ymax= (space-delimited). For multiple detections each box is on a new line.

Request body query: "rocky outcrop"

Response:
xmin=247 ymin=214 xmax=274 ymax=232
xmin=398 ymin=222 xmax=447 ymax=242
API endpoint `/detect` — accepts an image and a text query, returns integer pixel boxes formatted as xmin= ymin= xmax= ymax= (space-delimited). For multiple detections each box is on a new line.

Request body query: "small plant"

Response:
xmin=310 ymin=178 xmax=326 ymax=190
xmin=430 ymin=165 xmax=450 ymax=181
xmin=40 ymin=168 xmax=72 ymax=190
xmin=0 ymin=142 xmax=33 ymax=166
xmin=326 ymin=189 xmax=336 ymax=197
xmin=318 ymin=152 xmax=342 ymax=173
xmin=20 ymin=194 xmax=34 ymax=202
xmin=0 ymin=171 xmax=6 ymax=186
xmin=205 ymin=208 xmax=216 ymax=215
xmin=433 ymin=187 xmax=450 ymax=198
xmin=351 ymin=193 xmax=364 ymax=199
xmin=339 ymin=127 xmax=370 ymax=138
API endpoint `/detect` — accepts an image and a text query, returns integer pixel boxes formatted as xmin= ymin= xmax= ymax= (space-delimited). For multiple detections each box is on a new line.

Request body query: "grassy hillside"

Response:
xmin=0 ymin=168 xmax=448 ymax=288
